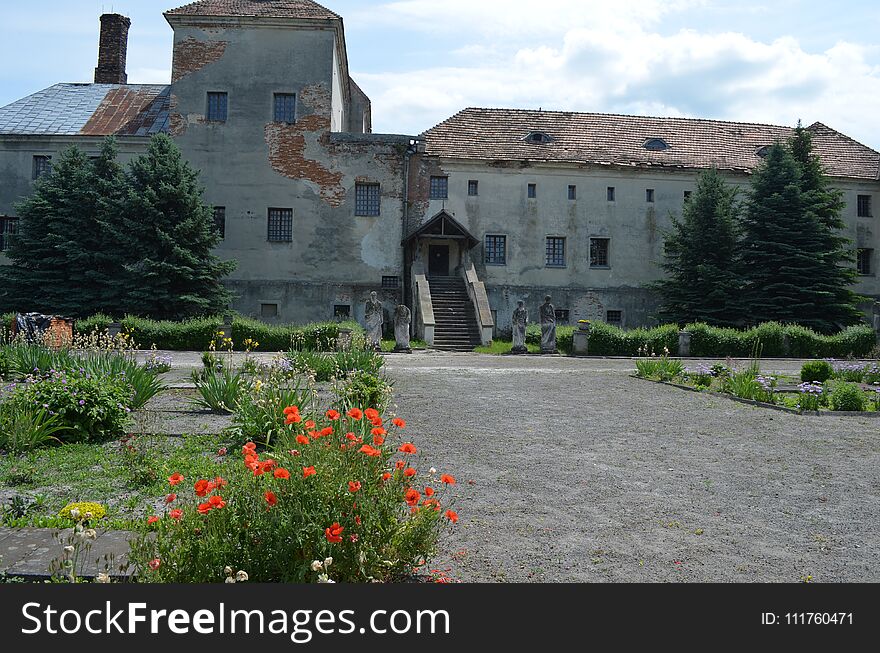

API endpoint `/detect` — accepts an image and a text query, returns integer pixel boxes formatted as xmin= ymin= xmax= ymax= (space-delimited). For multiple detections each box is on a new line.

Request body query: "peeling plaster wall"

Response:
xmin=168 ymin=22 xmax=412 ymax=323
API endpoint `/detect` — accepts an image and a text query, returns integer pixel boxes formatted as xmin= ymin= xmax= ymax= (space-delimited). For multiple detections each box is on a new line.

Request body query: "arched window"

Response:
xmin=644 ymin=138 xmax=669 ymax=151
xmin=524 ymin=131 xmax=553 ymax=144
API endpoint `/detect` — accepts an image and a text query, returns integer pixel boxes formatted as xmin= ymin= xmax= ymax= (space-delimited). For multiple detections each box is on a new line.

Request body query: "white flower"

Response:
xmin=85 ymin=529 xmax=97 ymax=540
xmin=70 ymin=509 xmax=81 ymax=520
xmin=323 ymin=557 xmax=333 ymax=568
xmin=225 ymin=577 xmax=236 ymax=584
xmin=224 ymin=566 xmax=233 ymax=576
xmin=317 ymin=574 xmax=335 ymax=583
xmin=310 ymin=560 xmax=323 ymax=572
xmin=63 ymin=545 xmax=75 ymax=555
xmin=235 ymin=570 xmax=249 ymax=582
xmin=429 ymin=467 xmax=437 ymax=475
xmin=95 ymin=572 xmax=111 ymax=584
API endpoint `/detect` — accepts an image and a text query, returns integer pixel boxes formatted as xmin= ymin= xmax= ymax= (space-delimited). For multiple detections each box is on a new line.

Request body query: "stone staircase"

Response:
xmin=427 ymin=276 xmax=483 ymax=351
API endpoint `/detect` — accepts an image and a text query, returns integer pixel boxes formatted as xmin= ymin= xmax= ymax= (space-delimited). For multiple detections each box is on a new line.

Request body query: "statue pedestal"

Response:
xmin=572 ymin=331 xmax=589 ymax=356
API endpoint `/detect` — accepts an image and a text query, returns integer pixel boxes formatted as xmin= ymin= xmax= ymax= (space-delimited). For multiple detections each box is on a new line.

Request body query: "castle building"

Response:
xmin=1 ymin=0 xmax=878 ymax=347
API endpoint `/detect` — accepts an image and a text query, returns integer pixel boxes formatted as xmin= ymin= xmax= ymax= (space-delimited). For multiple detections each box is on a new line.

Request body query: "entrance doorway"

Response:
xmin=428 ymin=245 xmax=450 ymax=277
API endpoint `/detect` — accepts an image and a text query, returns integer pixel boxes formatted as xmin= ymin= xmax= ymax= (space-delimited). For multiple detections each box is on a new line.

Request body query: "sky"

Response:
xmin=2 ymin=0 xmax=879 ymax=147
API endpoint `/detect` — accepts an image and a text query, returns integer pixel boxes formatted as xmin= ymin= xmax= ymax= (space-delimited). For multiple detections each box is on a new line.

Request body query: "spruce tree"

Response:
xmin=653 ymin=168 xmax=741 ymax=326
xmin=737 ymin=141 xmax=852 ymax=331
xmin=117 ymin=134 xmax=236 ymax=319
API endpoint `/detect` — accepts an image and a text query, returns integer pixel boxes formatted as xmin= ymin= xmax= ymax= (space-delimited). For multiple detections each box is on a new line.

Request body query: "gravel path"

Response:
xmin=383 ymin=352 xmax=880 ymax=582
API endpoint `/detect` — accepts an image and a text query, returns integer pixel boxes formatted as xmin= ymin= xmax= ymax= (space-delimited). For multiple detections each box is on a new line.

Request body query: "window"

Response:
xmin=524 ymin=131 xmax=552 ymax=144
xmin=32 ymin=155 xmax=52 ymax=180
xmin=382 ymin=276 xmax=400 ymax=289
xmin=555 ymin=309 xmax=570 ymax=324
xmin=206 ymin=92 xmax=228 ymax=122
xmin=683 ymin=190 xmax=692 ymax=202
xmin=334 ymin=305 xmax=351 ymax=320
xmin=261 ymin=303 xmax=278 ymax=318
xmin=545 ymin=237 xmax=566 ymax=267
xmin=0 ymin=217 xmax=18 ymax=252
xmin=355 ymin=183 xmax=381 ymax=216
xmin=857 ymin=248 xmax=873 ymax=275
xmin=468 ymin=180 xmax=479 ymax=196
xmin=646 ymin=189 xmax=655 ymax=203
xmin=429 ymin=176 xmax=448 ymax=200
xmin=485 ymin=234 xmax=507 ymax=265
xmin=756 ymin=145 xmax=771 ymax=158
xmin=644 ymin=138 xmax=669 ymax=151
xmin=857 ymin=195 xmax=872 ymax=218
xmin=607 ymin=187 xmax=615 ymax=202
xmin=590 ymin=238 xmax=610 ymax=268
xmin=267 ymin=208 xmax=293 ymax=242
xmin=213 ymin=207 xmax=226 ymax=239
xmin=273 ymin=93 xmax=296 ymax=123
xmin=568 ymin=185 xmax=577 ymax=200
xmin=606 ymin=310 xmax=623 ymax=326
xmin=528 ymin=183 xmax=537 ymax=199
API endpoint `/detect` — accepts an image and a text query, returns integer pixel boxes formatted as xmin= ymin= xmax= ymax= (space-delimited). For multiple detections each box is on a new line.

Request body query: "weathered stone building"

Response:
xmin=1 ymin=0 xmax=878 ymax=347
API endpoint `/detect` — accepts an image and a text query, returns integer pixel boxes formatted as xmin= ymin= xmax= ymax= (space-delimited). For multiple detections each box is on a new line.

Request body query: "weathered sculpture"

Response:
xmin=394 ymin=304 xmax=412 ymax=353
xmin=511 ymin=300 xmax=528 ymax=354
xmin=539 ymin=295 xmax=557 ymax=354
xmin=364 ymin=291 xmax=383 ymax=351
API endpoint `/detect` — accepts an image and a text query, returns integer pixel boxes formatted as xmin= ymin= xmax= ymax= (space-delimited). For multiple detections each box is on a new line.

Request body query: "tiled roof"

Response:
xmin=165 ymin=0 xmax=340 ymax=20
xmin=0 ymin=84 xmax=170 ymax=137
xmin=422 ymin=108 xmax=880 ymax=181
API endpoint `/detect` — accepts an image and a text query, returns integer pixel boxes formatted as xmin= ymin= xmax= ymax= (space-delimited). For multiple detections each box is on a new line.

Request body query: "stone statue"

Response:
xmin=511 ymin=300 xmax=528 ymax=354
xmin=364 ymin=291 xmax=383 ymax=351
xmin=393 ymin=304 xmax=412 ymax=353
xmin=540 ymin=295 xmax=557 ymax=354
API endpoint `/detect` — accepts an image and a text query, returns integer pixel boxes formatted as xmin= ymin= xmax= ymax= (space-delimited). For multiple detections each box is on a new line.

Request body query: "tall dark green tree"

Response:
xmin=116 ymin=134 xmax=235 ymax=319
xmin=737 ymin=140 xmax=858 ymax=332
xmin=653 ymin=168 xmax=741 ymax=326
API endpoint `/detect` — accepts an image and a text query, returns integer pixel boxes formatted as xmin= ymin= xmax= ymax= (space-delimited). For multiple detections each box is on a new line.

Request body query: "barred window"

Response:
xmin=857 ymin=195 xmax=872 ymax=218
xmin=0 ymin=217 xmax=18 ymax=252
xmin=274 ymin=93 xmax=296 ymax=123
xmin=33 ymin=155 xmax=52 ymax=180
xmin=429 ymin=176 xmax=448 ymax=199
xmin=555 ymin=309 xmax=570 ymax=324
xmin=857 ymin=248 xmax=873 ymax=275
xmin=213 ymin=207 xmax=226 ymax=239
xmin=267 ymin=208 xmax=293 ymax=242
xmin=355 ymin=183 xmax=381 ymax=216
xmin=261 ymin=303 xmax=278 ymax=318
xmin=606 ymin=310 xmax=623 ymax=326
xmin=382 ymin=276 xmax=400 ymax=289
xmin=568 ymin=185 xmax=577 ymax=200
xmin=207 ymin=92 xmax=228 ymax=122
xmin=485 ymin=234 xmax=507 ymax=265
xmin=590 ymin=238 xmax=610 ymax=268
xmin=545 ymin=237 xmax=566 ymax=267
xmin=468 ymin=180 xmax=479 ymax=196
xmin=334 ymin=305 xmax=351 ymax=320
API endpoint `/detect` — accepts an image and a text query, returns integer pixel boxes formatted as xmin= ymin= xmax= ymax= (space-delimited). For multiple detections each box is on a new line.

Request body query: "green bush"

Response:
xmin=231 ymin=373 xmax=315 ymax=449
xmin=685 ymin=322 xmax=874 ymax=359
xmin=0 ymin=347 xmax=9 ymax=379
xmin=191 ymin=368 xmax=244 ymax=414
xmin=288 ymin=350 xmax=384 ymax=382
xmin=830 ymin=383 xmax=867 ymax=412
xmin=801 ymin=360 xmax=834 ymax=383
xmin=4 ymin=370 xmax=131 ymax=442
xmin=334 ymin=370 xmax=393 ymax=411
xmin=0 ymin=405 xmax=69 ymax=454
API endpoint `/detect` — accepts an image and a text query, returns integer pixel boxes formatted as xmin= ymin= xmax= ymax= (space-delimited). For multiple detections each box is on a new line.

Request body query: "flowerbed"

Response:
xmin=130 ymin=405 xmax=459 ymax=583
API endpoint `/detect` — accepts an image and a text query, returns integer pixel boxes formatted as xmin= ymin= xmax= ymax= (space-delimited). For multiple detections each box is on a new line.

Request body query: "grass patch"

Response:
xmin=474 ymin=340 xmax=541 ymax=354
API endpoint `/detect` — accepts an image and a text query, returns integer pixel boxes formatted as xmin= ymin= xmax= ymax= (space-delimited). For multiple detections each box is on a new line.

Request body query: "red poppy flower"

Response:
xmin=392 ymin=418 xmax=406 ymax=429
xmin=243 ymin=442 xmax=257 ymax=452
xmin=325 ymin=522 xmax=344 ymax=544
xmin=147 ymin=516 xmax=159 ymax=525
xmin=296 ymin=434 xmax=310 ymax=446
xmin=445 ymin=510 xmax=459 ymax=523
xmin=326 ymin=409 xmax=341 ymax=421
xmin=303 ymin=466 xmax=317 ymax=478
xmin=423 ymin=498 xmax=441 ymax=510
xmin=264 ymin=491 xmax=278 ymax=507
xmin=165 ymin=493 xmax=177 ymax=504
xmin=305 ymin=420 xmax=316 ymax=430
xmin=318 ymin=427 xmax=333 ymax=438
xmin=275 ymin=467 xmax=291 ymax=479
xmin=208 ymin=495 xmax=226 ymax=509
xmin=440 ymin=474 xmax=456 ymax=486
xmin=283 ymin=406 xmax=300 ymax=416
xmin=194 ymin=479 xmax=214 ymax=497
xmin=425 ymin=487 xmax=435 ymax=497
xmin=347 ymin=408 xmax=363 ymax=421
xmin=373 ymin=434 xmax=385 ymax=446
xmin=168 ymin=473 xmax=184 ymax=486
xmin=403 ymin=468 xmax=416 ymax=478
xmin=149 ymin=558 xmax=161 ymax=571
xmin=217 ymin=447 xmax=227 ymax=456
xmin=405 ymin=488 xmax=421 ymax=506
xmin=213 ymin=476 xmax=228 ymax=488
xmin=285 ymin=413 xmax=302 ymax=425
xmin=260 ymin=460 xmax=277 ymax=474
xmin=355 ymin=515 xmax=362 ymax=525
xmin=395 ymin=460 xmax=405 ymax=470
xmin=348 ymin=481 xmax=362 ymax=493
xmin=371 ymin=427 xmax=386 ymax=437
xmin=359 ymin=445 xmax=381 ymax=457
xmin=381 ymin=472 xmax=392 ymax=482
xmin=399 ymin=443 xmax=417 ymax=455
xmin=197 ymin=502 xmax=212 ymax=515
xmin=371 ymin=417 xmax=383 ymax=428
xmin=169 ymin=509 xmax=183 ymax=520
xmin=365 ymin=408 xmax=380 ymax=421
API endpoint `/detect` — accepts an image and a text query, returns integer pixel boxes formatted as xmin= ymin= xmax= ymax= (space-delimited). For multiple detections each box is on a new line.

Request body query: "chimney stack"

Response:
xmin=94 ymin=14 xmax=131 ymax=84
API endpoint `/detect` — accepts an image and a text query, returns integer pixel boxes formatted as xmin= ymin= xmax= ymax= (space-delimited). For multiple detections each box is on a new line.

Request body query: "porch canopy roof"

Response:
xmin=402 ymin=210 xmax=479 ymax=249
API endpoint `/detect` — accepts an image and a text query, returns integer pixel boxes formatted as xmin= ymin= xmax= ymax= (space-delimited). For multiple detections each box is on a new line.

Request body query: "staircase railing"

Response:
xmin=461 ymin=262 xmax=494 ymax=345
xmin=413 ymin=270 xmax=435 ymax=346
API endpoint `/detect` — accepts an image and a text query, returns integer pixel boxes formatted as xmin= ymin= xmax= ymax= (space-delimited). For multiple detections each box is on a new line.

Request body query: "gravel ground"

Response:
xmin=382 ymin=352 xmax=880 ymax=582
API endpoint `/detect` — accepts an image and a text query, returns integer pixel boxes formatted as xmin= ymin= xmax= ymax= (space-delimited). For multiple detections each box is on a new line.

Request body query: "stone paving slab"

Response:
xmin=0 ymin=528 xmax=134 ymax=578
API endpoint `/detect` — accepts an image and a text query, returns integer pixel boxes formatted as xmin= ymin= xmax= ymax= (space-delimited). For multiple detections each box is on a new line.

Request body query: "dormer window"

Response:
xmin=756 ymin=145 xmax=771 ymax=158
xmin=644 ymin=138 xmax=669 ymax=151
xmin=524 ymin=131 xmax=553 ymax=144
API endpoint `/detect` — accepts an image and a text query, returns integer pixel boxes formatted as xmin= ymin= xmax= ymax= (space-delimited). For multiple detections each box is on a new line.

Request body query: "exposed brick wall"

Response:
xmin=171 ymin=37 xmax=229 ymax=83
xmin=94 ymin=14 xmax=130 ymax=84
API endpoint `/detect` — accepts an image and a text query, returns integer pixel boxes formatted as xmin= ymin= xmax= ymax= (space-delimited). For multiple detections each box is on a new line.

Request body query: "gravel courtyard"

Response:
xmin=383 ymin=352 xmax=880 ymax=582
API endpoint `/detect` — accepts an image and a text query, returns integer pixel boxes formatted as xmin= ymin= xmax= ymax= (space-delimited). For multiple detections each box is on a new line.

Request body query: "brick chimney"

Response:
xmin=94 ymin=14 xmax=131 ymax=84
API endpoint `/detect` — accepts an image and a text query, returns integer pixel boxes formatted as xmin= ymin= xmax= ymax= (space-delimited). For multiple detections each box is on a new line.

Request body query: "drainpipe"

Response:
xmin=402 ymin=138 xmax=418 ymax=314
